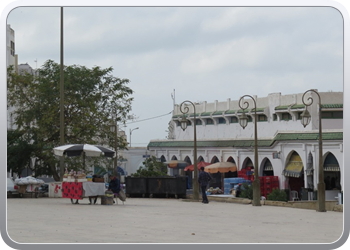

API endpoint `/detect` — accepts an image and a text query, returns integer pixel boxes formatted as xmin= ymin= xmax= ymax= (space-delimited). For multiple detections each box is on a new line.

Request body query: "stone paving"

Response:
xmin=5 ymin=196 xmax=344 ymax=245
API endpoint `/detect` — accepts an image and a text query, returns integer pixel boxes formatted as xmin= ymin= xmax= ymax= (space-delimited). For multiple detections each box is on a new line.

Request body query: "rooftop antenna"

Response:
xmin=171 ymin=89 xmax=175 ymax=115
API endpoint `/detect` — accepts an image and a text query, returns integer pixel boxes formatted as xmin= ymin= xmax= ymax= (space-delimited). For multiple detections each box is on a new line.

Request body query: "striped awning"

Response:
xmin=283 ymin=161 xmax=304 ymax=178
xmin=324 ymin=164 xmax=340 ymax=172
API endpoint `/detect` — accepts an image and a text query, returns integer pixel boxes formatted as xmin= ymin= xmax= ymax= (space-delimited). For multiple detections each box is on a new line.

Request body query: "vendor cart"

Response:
xmin=17 ymin=184 xmax=43 ymax=198
xmin=15 ymin=176 xmax=46 ymax=198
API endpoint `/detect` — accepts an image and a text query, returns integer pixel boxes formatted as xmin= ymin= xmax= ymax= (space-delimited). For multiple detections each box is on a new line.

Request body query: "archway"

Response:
xmin=262 ymin=158 xmax=274 ymax=176
xmin=324 ymin=153 xmax=341 ymax=191
xmin=211 ymin=156 xmax=220 ymax=163
xmin=283 ymin=151 xmax=305 ymax=200
xmin=225 ymin=156 xmax=237 ymax=178
xmin=184 ymin=156 xmax=193 ymax=189
xmin=170 ymin=156 xmax=179 ymax=176
xmin=242 ymin=157 xmax=254 ymax=171
xmin=305 ymin=152 xmax=314 ymax=190
xmin=198 ymin=156 xmax=205 ymax=162
xmin=210 ymin=156 xmax=221 ymax=189
xmin=160 ymin=155 xmax=167 ymax=173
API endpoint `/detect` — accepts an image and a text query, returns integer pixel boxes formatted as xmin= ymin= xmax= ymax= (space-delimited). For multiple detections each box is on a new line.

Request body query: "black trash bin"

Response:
xmin=147 ymin=176 xmax=187 ymax=198
xmin=125 ymin=177 xmax=148 ymax=197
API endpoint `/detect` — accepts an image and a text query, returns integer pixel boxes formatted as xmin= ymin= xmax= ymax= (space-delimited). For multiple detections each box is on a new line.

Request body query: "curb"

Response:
xmin=186 ymin=194 xmax=343 ymax=212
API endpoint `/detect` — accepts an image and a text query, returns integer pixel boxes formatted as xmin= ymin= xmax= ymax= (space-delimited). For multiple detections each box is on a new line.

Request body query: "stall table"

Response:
xmin=62 ymin=181 xmax=106 ymax=204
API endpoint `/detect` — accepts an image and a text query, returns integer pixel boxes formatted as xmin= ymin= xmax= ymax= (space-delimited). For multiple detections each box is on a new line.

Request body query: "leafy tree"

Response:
xmin=7 ymin=60 xmax=134 ymax=180
xmin=131 ymin=156 xmax=168 ymax=177
xmin=7 ymin=130 xmax=35 ymax=176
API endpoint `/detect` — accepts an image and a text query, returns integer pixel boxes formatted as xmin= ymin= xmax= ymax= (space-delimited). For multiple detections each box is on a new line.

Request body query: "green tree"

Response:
xmin=7 ymin=60 xmax=134 ymax=180
xmin=131 ymin=156 xmax=168 ymax=177
xmin=7 ymin=130 xmax=35 ymax=175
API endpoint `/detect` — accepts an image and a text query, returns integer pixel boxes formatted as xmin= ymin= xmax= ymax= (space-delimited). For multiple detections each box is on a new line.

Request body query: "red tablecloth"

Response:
xmin=62 ymin=182 xmax=83 ymax=200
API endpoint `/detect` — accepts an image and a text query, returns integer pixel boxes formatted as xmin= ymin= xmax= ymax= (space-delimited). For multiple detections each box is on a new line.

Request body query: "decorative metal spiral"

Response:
xmin=238 ymin=95 xmax=256 ymax=111
xmin=302 ymin=89 xmax=320 ymax=108
xmin=179 ymin=100 xmax=194 ymax=116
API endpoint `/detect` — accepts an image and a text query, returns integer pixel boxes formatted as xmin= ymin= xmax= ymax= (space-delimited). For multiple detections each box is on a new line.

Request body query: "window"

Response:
xmin=273 ymin=114 xmax=277 ymax=121
xmin=322 ymin=111 xmax=343 ymax=119
xmin=218 ymin=118 xmax=226 ymax=124
xmin=258 ymin=115 xmax=267 ymax=122
xmin=281 ymin=113 xmax=292 ymax=121
xmin=333 ymin=111 xmax=343 ymax=118
xmin=206 ymin=119 xmax=214 ymax=125
xmin=297 ymin=112 xmax=302 ymax=120
xmin=196 ymin=119 xmax=202 ymax=125
xmin=230 ymin=117 xmax=238 ymax=123
xmin=10 ymin=41 xmax=15 ymax=56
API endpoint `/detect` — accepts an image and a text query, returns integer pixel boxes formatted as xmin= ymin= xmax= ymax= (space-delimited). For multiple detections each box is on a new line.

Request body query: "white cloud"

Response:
xmin=6 ymin=6 xmax=344 ymax=145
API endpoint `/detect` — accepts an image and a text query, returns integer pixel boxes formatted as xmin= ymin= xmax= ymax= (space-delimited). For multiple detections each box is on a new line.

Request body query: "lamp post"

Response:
xmin=238 ymin=95 xmax=261 ymax=206
xmin=301 ymin=89 xmax=326 ymax=212
xmin=179 ymin=100 xmax=199 ymax=201
xmin=110 ymin=121 xmax=118 ymax=176
xmin=129 ymin=127 xmax=139 ymax=147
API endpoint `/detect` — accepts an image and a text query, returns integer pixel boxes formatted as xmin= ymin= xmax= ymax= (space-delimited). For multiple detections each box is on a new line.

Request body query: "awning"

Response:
xmin=324 ymin=164 xmax=340 ymax=172
xmin=184 ymin=161 xmax=211 ymax=171
xmin=205 ymin=162 xmax=237 ymax=173
xmin=264 ymin=163 xmax=273 ymax=171
xmin=264 ymin=166 xmax=273 ymax=171
xmin=305 ymin=169 xmax=314 ymax=176
xmin=164 ymin=160 xmax=189 ymax=169
xmin=283 ymin=161 xmax=304 ymax=178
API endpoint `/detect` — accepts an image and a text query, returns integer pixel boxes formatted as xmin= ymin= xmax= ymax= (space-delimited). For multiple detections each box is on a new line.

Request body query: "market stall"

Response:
xmin=62 ymin=170 xmax=106 ymax=204
xmin=205 ymin=162 xmax=238 ymax=194
xmin=52 ymin=143 xmax=116 ymax=204
xmin=14 ymin=176 xmax=46 ymax=198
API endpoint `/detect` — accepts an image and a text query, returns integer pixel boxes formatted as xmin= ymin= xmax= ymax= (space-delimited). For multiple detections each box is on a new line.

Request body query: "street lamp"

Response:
xmin=129 ymin=127 xmax=139 ymax=147
xmin=179 ymin=100 xmax=199 ymax=201
xmin=110 ymin=121 xmax=118 ymax=176
xmin=301 ymin=89 xmax=326 ymax=212
xmin=238 ymin=95 xmax=261 ymax=206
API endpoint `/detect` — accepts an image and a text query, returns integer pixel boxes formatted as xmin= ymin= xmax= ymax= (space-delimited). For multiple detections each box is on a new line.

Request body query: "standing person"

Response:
xmin=235 ymin=183 xmax=242 ymax=197
xmin=108 ymin=174 xmax=121 ymax=204
xmin=198 ymin=166 xmax=212 ymax=204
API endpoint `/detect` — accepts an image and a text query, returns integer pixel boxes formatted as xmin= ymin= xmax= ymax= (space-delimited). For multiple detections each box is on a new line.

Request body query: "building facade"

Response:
xmin=147 ymin=91 xmax=343 ymax=201
xmin=6 ymin=24 xmax=17 ymax=70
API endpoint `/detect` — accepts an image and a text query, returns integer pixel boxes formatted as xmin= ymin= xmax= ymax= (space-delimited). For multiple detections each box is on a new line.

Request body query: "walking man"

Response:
xmin=198 ymin=166 xmax=212 ymax=204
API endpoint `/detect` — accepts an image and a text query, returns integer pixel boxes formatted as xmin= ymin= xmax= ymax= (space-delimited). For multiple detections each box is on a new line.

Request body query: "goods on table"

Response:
xmin=14 ymin=176 xmax=45 ymax=185
xmin=206 ymin=187 xmax=223 ymax=195
xmin=63 ymin=169 xmax=87 ymax=182
xmin=14 ymin=176 xmax=45 ymax=198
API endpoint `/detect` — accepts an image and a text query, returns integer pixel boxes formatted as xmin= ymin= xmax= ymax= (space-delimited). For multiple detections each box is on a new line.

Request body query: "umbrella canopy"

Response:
xmin=184 ymin=161 xmax=211 ymax=171
xmin=205 ymin=162 xmax=237 ymax=173
xmin=53 ymin=144 xmax=115 ymax=158
xmin=164 ymin=160 xmax=189 ymax=169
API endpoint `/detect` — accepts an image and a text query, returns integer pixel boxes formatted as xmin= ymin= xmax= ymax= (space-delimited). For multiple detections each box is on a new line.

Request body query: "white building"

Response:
xmin=6 ymin=24 xmax=17 ymax=70
xmin=147 ymin=91 xmax=343 ymax=201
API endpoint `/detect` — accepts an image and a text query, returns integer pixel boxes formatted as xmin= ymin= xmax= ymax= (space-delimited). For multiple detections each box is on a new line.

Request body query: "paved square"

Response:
xmin=6 ymin=197 xmax=343 ymax=244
